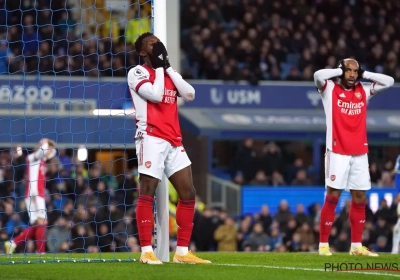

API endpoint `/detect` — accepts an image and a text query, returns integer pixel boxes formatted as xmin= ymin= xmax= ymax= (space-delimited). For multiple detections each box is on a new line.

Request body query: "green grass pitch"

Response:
xmin=0 ymin=252 xmax=399 ymax=280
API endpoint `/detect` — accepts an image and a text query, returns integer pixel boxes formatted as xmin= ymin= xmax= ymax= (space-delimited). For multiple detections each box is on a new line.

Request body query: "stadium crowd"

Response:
xmin=0 ymin=147 xmax=398 ymax=254
xmin=180 ymin=0 xmax=400 ymax=82
xmin=230 ymin=138 xmax=397 ymax=187
xmin=0 ymin=0 xmax=150 ymax=76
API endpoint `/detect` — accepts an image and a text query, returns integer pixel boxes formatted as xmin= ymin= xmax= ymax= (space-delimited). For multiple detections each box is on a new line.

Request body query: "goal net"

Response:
xmin=0 ymin=0 xmax=169 ymax=264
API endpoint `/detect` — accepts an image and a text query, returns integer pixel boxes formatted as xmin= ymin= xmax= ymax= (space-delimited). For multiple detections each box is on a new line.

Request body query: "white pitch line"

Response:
xmin=215 ymin=263 xmax=400 ymax=278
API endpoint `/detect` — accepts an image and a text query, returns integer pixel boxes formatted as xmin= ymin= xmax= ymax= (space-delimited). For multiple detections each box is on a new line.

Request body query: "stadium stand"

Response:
xmin=180 ymin=0 xmax=400 ymax=82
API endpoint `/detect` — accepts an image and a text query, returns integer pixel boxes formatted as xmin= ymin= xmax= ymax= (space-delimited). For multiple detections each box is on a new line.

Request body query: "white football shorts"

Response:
xmin=24 ymin=196 xmax=46 ymax=224
xmin=325 ymin=149 xmax=371 ymax=191
xmin=135 ymin=134 xmax=191 ymax=180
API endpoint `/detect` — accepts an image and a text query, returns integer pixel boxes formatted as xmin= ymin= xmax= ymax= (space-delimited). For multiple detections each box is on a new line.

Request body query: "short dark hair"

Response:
xmin=134 ymin=32 xmax=153 ymax=53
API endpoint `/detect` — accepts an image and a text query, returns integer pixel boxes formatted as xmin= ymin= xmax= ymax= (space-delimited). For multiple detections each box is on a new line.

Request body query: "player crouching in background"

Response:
xmin=4 ymin=138 xmax=57 ymax=254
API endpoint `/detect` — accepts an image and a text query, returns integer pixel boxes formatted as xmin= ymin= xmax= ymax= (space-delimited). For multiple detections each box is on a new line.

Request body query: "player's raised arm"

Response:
xmin=28 ymin=139 xmax=56 ymax=162
xmin=361 ymin=69 xmax=394 ymax=95
xmin=313 ymin=67 xmax=343 ymax=92
xmin=166 ymin=68 xmax=195 ymax=102
xmin=127 ymin=66 xmax=165 ymax=103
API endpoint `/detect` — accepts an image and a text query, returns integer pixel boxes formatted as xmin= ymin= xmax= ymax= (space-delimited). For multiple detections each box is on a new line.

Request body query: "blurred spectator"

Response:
xmin=47 ymin=217 xmax=71 ymax=253
xmin=333 ymin=231 xmax=350 ymax=252
xmin=214 ymin=217 xmax=237 ymax=251
xmin=270 ymin=171 xmax=286 ymax=186
xmin=249 ymin=170 xmax=270 ymax=186
xmin=291 ymin=169 xmax=312 ymax=186
xmin=0 ymin=41 xmax=13 ymax=74
xmin=242 ymin=222 xmax=269 ymax=251
xmin=378 ymin=171 xmax=394 ymax=187
xmin=22 ymin=27 xmax=41 ymax=57
xmin=370 ymin=162 xmax=382 ymax=185
xmin=126 ymin=9 xmax=151 ymax=45
xmin=231 ymin=138 xmax=257 ymax=184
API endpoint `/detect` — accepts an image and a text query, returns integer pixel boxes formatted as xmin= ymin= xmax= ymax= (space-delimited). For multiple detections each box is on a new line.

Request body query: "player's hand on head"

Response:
xmin=47 ymin=139 xmax=56 ymax=148
xmin=337 ymin=59 xmax=346 ymax=77
xmin=357 ymin=64 xmax=365 ymax=80
xmin=150 ymin=41 xmax=171 ymax=70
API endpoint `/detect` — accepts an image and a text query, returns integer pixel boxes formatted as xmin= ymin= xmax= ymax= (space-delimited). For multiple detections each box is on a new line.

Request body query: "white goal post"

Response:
xmin=153 ymin=0 xmax=170 ymax=262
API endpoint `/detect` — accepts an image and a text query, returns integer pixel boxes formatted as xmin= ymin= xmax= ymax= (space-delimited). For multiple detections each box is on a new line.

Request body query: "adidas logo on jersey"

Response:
xmin=158 ymin=54 xmax=163 ymax=60
xmin=339 ymin=93 xmax=346 ymax=98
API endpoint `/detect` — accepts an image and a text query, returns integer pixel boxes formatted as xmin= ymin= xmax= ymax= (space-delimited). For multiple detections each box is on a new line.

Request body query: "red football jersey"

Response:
xmin=25 ymin=153 xmax=46 ymax=198
xmin=128 ymin=64 xmax=182 ymax=146
xmin=320 ymin=81 xmax=373 ymax=155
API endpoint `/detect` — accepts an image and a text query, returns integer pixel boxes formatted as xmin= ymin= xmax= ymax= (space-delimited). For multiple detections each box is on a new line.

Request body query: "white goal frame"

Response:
xmin=153 ymin=0 xmax=170 ymax=263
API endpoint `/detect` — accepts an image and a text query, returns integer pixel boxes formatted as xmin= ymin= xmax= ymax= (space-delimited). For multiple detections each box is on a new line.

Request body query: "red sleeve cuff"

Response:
xmin=135 ymin=79 xmax=151 ymax=92
xmin=320 ymin=80 xmax=328 ymax=92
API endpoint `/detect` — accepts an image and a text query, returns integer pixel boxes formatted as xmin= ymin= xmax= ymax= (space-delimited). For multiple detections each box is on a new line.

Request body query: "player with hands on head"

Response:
xmin=314 ymin=58 xmax=394 ymax=257
xmin=4 ymin=138 xmax=57 ymax=254
xmin=127 ymin=33 xmax=210 ymax=264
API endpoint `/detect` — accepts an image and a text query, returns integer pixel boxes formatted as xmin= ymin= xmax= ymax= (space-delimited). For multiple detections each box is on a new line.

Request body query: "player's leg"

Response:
xmin=319 ymin=150 xmax=349 ymax=256
xmin=135 ymin=135 xmax=168 ymax=264
xmin=392 ymin=220 xmax=400 ymax=254
xmin=165 ymin=147 xmax=211 ymax=264
xmin=34 ymin=196 xmax=47 ymax=253
xmin=348 ymin=154 xmax=377 ymax=257
xmin=4 ymin=197 xmax=38 ymax=254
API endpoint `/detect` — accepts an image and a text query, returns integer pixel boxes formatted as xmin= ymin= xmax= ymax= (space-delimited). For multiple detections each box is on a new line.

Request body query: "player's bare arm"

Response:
xmin=30 ymin=138 xmax=57 ymax=162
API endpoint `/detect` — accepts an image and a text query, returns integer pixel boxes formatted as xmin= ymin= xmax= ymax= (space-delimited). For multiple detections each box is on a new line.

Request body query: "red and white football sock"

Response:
xmin=349 ymin=201 xmax=366 ymax=249
xmin=136 ymin=195 xmax=154 ymax=253
xmin=319 ymin=195 xmax=338 ymax=248
xmin=175 ymin=199 xmax=195 ymax=256
xmin=35 ymin=224 xmax=46 ymax=253
xmin=12 ymin=227 xmax=35 ymax=246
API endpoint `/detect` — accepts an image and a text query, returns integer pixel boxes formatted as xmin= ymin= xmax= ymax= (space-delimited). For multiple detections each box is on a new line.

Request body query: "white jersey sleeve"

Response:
xmin=127 ymin=65 xmax=165 ymax=103
xmin=363 ymin=71 xmax=394 ymax=97
xmin=165 ymin=67 xmax=195 ymax=102
xmin=313 ymin=68 xmax=343 ymax=94
xmin=397 ymin=202 xmax=400 ymax=216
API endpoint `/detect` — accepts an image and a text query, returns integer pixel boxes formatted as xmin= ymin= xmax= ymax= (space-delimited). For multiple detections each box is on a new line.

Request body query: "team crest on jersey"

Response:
xmin=330 ymin=175 xmax=336 ymax=181
xmin=355 ymin=92 xmax=362 ymax=99
xmin=145 ymin=161 xmax=152 ymax=168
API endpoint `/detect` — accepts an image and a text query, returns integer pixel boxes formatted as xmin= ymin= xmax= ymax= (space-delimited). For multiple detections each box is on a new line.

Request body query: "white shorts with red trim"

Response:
xmin=24 ymin=196 xmax=46 ymax=224
xmin=325 ymin=149 xmax=371 ymax=191
xmin=135 ymin=135 xmax=191 ymax=180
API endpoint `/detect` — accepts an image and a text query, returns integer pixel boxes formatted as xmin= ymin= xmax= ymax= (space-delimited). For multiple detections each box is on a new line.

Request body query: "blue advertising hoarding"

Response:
xmin=0 ymin=77 xmax=398 ymax=110
xmin=186 ymin=81 xmax=400 ymax=110
xmin=242 ymin=186 xmax=399 ymax=216
xmin=0 ymin=116 xmax=136 ymax=148
xmin=0 ymin=76 xmax=129 ymax=109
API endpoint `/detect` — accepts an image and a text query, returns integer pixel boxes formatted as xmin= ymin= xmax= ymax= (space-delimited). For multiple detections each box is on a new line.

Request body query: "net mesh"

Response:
xmin=0 ymin=0 xmax=152 ymax=264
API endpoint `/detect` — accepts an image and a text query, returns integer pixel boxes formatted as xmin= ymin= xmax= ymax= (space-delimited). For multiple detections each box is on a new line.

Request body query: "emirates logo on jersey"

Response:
xmin=163 ymin=89 xmax=177 ymax=104
xmin=355 ymin=92 xmax=362 ymax=99
xmin=337 ymin=100 xmax=364 ymax=116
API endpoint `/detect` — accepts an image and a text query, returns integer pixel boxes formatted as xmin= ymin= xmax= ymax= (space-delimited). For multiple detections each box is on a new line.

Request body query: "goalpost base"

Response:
xmin=154 ymin=176 xmax=170 ymax=262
